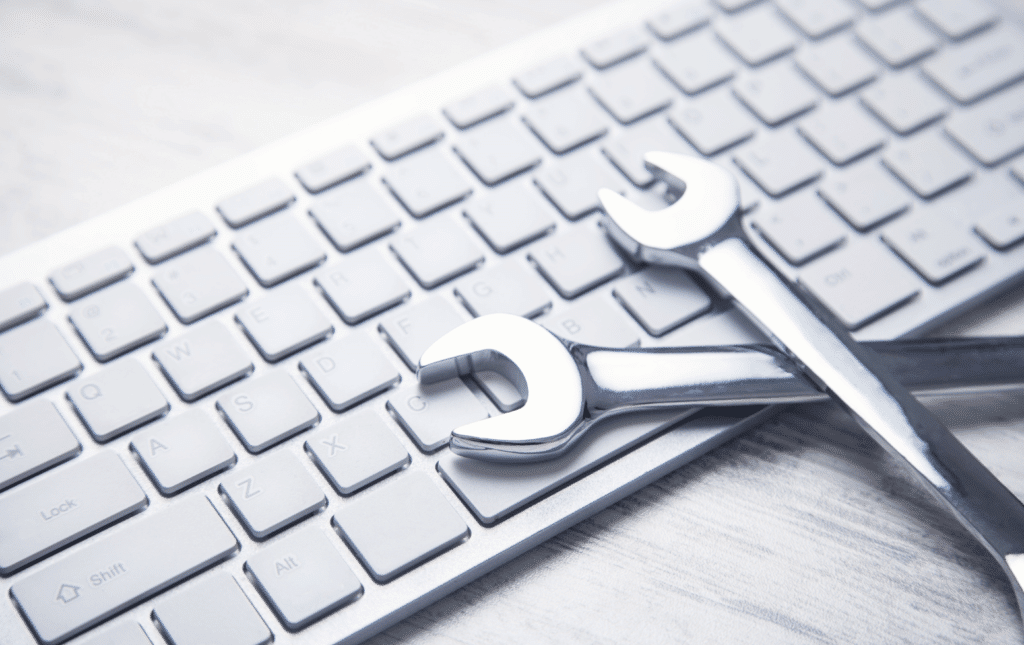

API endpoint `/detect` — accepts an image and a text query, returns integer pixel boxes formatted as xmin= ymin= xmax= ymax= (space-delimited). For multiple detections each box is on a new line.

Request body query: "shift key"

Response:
xmin=0 ymin=451 xmax=147 ymax=574
xmin=11 ymin=496 xmax=238 ymax=645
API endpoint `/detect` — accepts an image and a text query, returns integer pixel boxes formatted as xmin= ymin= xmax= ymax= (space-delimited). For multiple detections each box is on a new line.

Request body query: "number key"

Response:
xmin=69 ymin=282 xmax=167 ymax=362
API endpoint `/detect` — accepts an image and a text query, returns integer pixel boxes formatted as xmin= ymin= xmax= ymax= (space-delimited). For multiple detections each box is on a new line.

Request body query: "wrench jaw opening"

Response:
xmin=599 ymin=152 xmax=743 ymax=271
xmin=417 ymin=314 xmax=587 ymax=462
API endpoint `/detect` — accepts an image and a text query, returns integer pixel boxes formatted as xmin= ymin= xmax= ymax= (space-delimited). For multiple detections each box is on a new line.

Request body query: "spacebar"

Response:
xmin=11 ymin=496 xmax=238 ymax=645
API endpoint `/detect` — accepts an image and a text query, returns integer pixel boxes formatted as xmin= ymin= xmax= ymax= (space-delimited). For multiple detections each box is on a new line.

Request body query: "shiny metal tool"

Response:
xmin=418 ymin=313 xmax=1024 ymax=461
xmin=597 ymin=152 xmax=1024 ymax=623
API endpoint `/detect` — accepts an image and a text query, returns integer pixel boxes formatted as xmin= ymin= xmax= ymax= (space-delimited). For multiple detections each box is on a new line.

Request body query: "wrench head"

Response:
xmin=417 ymin=313 xmax=585 ymax=460
xmin=599 ymin=152 xmax=741 ymax=269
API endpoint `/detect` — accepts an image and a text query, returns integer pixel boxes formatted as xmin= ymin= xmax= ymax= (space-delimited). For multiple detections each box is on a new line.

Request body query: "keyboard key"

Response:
xmin=0 ymin=401 xmax=80 ymax=492
xmin=294 ymin=145 xmax=371 ymax=193
xmin=883 ymin=210 xmax=986 ymax=284
xmin=714 ymin=0 xmax=759 ymax=10
xmin=387 ymin=379 xmax=489 ymax=452
xmin=775 ymin=0 xmax=856 ymax=38
xmin=799 ymin=239 xmax=921 ymax=329
xmin=218 ymin=373 xmax=319 ymax=453
xmin=581 ymin=27 xmax=648 ymax=68
xmin=455 ymin=262 xmax=552 ymax=318
xmin=716 ymin=5 xmax=799 ymax=66
xmin=613 ymin=267 xmax=712 ymax=336
xmin=540 ymin=295 xmax=641 ymax=348
xmin=0 ymin=451 xmax=147 ymax=574
xmin=152 ymin=321 xmax=253 ymax=402
xmin=795 ymin=34 xmax=880 ymax=96
xmin=371 ymin=113 xmax=445 ymax=160
xmin=734 ymin=130 xmax=824 ymax=197
xmin=453 ymin=115 xmax=543 ymax=185
xmin=235 ymin=284 xmax=333 ymax=362
xmin=818 ymin=161 xmax=912 ymax=230
xmin=220 ymin=451 xmax=326 ymax=539
xmin=0 ymin=282 xmax=46 ymax=332
xmin=299 ymin=331 xmax=401 ymax=412
xmin=529 ymin=227 xmax=626 ymax=298
xmin=438 ymin=407 xmax=689 ymax=524
xmin=333 ymin=472 xmax=470 ymax=582
xmin=924 ymin=25 xmax=1024 ymax=103
xmin=444 ymin=85 xmax=515 ymax=128
xmin=667 ymin=88 xmax=757 ymax=156
xmin=856 ymin=7 xmax=939 ymax=67
xmin=917 ymin=0 xmax=998 ymax=40
xmin=798 ymin=99 xmax=887 ymax=165
xmin=589 ymin=59 xmax=676 ymax=124
xmin=315 ymin=250 xmax=410 ymax=324
xmin=152 ymin=246 xmax=249 ymax=324
xmin=49 ymin=247 xmax=134 ymax=301
xmin=882 ymin=130 xmax=974 ymax=198
xmin=305 ymin=410 xmax=410 ymax=495
xmin=383 ymin=148 xmax=473 ymax=217
xmin=217 ymin=177 xmax=296 ymax=228
xmin=309 ymin=178 xmax=401 ymax=252
xmin=469 ymin=369 xmax=526 ymax=418
xmin=67 ymin=358 xmax=169 ymax=442
xmin=245 ymin=526 xmax=363 ymax=630
xmin=152 ymin=572 xmax=271 ymax=645
xmin=861 ymin=0 xmax=903 ymax=8
xmin=0 ymin=318 xmax=82 ymax=402
xmin=10 ymin=496 xmax=238 ymax=645
xmin=464 ymin=180 xmax=556 ymax=253
xmin=646 ymin=0 xmax=712 ymax=40
xmin=77 ymin=622 xmax=153 ymax=645
xmin=976 ymin=200 xmax=1024 ymax=249
xmin=523 ymin=87 xmax=610 ymax=153
xmin=130 ymin=410 xmax=237 ymax=495
xmin=653 ymin=31 xmax=737 ymax=94
xmin=69 ymin=282 xmax=168 ymax=362
xmin=135 ymin=211 xmax=217 ymax=264
xmin=862 ymin=72 xmax=949 ymax=135
xmin=378 ymin=296 xmax=468 ymax=370
xmin=513 ymin=55 xmax=583 ymax=98
xmin=391 ymin=216 xmax=484 ymax=289
xmin=753 ymin=191 xmax=849 ymax=265
xmin=733 ymin=62 xmax=819 ymax=126
xmin=233 ymin=214 xmax=326 ymax=287
xmin=602 ymin=117 xmax=696 ymax=187
xmin=471 ymin=369 xmax=524 ymax=413
xmin=533 ymin=149 xmax=628 ymax=220
xmin=947 ymin=85 xmax=1024 ymax=166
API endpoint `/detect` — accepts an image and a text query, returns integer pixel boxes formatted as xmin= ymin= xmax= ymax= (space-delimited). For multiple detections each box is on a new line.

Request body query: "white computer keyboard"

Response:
xmin=3 ymin=0 xmax=1024 ymax=643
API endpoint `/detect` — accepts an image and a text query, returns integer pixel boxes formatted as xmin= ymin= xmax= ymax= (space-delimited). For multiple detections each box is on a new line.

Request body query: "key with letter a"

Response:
xmin=130 ymin=410 xmax=236 ymax=495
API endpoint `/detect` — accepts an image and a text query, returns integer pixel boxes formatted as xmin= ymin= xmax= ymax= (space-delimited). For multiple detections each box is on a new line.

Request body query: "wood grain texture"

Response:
xmin=5 ymin=1 xmax=1024 ymax=643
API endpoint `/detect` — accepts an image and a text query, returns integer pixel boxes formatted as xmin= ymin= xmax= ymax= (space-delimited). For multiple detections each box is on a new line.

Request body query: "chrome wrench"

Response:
xmin=418 ymin=313 xmax=1024 ymax=462
xmin=596 ymin=152 xmax=1024 ymax=623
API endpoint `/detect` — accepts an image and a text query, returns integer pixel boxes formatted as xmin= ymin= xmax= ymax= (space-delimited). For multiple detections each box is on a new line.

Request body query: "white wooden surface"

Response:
xmin=4 ymin=1 xmax=1024 ymax=643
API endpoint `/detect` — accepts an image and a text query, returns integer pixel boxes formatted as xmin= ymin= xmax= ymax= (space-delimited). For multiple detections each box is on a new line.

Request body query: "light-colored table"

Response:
xmin=4 ymin=1 xmax=1024 ymax=643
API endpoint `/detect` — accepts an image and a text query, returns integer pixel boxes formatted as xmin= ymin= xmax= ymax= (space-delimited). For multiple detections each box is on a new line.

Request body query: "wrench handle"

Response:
xmin=578 ymin=336 xmax=1024 ymax=410
xmin=699 ymin=237 xmax=1024 ymax=607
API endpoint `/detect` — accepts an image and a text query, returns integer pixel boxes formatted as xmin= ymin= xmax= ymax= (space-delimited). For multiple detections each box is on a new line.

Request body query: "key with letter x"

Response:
xmin=305 ymin=409 xmax=410 ymax=495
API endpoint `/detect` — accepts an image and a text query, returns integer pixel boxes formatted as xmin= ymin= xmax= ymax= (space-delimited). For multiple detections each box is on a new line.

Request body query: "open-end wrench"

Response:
xmin=418 ymin=313 xmax=1024 ymax=462
xmin=595 ymin=152 xmax=1024 ymax=624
